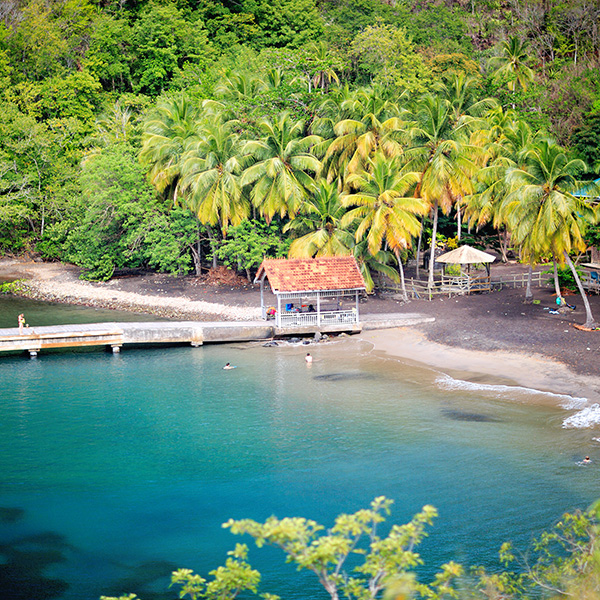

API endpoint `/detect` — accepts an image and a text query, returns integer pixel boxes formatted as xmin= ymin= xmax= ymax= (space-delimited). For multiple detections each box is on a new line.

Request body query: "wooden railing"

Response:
xmin=376 ymin=270 xmax=549 ymax=300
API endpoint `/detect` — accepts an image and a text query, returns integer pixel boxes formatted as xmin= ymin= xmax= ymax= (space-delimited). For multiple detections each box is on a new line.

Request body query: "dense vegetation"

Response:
xmin=1 ymin=0 xmax=599 ymax=317
xmin=101 ymin=496 xmax=600 ymax=600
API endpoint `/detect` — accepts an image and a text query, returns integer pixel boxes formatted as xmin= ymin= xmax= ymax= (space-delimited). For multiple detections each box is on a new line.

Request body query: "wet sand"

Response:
xmin=361 ymin=327 xmax=600 ymax=406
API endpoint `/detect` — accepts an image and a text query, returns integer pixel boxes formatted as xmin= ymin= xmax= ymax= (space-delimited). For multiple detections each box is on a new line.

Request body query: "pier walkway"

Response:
xmin=0 ymin=313 xmax=433 ymax=358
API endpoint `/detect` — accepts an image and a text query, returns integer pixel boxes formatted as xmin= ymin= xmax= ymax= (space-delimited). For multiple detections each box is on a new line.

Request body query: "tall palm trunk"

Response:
xmin=524 ymin=263 xmax=533 ymax=303
xmin=564 ymin=251 xmax=597 ymax=329
xmin=395 ymin=249 xmax=408 ymax=303
xmin=428 ymin=201 xmax=439 ymax=291
xmin=456 ymin=198 xmax=461 ymax=241
xmin=415 ymin=224 xmax=423 ymax=279
xmin=552 ymin=257 xmax=561 ymax=302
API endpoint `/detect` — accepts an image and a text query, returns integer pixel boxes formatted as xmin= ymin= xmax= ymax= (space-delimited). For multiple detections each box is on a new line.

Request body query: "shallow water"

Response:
xmin=1 ymin=298 xmax=600 ymax=600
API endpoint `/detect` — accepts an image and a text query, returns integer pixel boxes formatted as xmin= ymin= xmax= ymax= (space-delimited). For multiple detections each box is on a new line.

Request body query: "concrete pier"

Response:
xmin=0 ymin=313 xmax=434 ymax=357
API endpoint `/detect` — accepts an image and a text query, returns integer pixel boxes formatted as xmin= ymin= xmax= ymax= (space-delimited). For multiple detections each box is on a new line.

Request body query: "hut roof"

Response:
xmin=255 ymin=257 xmax=366 ymax=292
xmin=436 ymin=245 xmax=496 ymax=264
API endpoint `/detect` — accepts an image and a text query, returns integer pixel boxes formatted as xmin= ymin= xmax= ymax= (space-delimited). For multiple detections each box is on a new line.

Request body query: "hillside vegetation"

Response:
xmin=1 ymin=0 xmax=599 ymax=297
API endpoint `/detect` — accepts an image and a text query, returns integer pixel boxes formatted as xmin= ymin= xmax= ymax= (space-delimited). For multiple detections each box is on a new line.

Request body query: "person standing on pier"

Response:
xmin=18 ymin=314 xmax=25 ymax=334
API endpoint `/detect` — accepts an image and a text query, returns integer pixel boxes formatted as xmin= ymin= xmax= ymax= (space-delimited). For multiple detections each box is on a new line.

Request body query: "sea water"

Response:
xmin=1 ymin=298 xmax=599 ymax=600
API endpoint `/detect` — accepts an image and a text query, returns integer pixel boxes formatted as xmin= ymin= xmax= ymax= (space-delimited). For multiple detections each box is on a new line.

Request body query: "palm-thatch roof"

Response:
xmin=436 ymin=245 xmax=496 ymax=264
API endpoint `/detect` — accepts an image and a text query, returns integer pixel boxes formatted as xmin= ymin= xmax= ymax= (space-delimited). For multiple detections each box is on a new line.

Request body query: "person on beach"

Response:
xmin=305 ymin=353 xmax=313 ymax=364
xmin=223 ymin=363 xmax=236 ymax=370
xmin=18 ymin=313 xmax=25 ymax=334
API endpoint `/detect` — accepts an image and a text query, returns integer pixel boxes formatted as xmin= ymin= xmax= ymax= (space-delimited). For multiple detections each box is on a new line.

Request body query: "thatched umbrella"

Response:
xmin=437 ymin=245 xmax=496 ymax=278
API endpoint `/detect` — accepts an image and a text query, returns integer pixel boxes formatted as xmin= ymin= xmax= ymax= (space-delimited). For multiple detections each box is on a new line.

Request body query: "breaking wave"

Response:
xmin=562 ymin=404 xmax=600 ymax=429
xmin=436 ymin=374 xmax=587 ymax=407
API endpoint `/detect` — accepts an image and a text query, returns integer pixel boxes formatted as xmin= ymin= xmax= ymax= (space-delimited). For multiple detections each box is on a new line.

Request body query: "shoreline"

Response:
xmin=360 ymin=327 xmax=600 ymax=407
xmin=3 ymin=258 xmax=600 ymax=412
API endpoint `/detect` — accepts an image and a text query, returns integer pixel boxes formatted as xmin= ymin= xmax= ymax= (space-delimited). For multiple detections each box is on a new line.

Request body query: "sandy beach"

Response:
xmin=2 ymin=257 xmax=600 ymax=410
xmin=362 ymin=327 xmax=600 ymax=406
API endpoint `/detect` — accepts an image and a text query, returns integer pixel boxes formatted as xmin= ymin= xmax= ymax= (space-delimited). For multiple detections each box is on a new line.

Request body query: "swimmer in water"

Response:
xmin=305 ymin=353 xmax=313 ymax=364
xmin=223 ymin=363 xmax=236 ymax=370
xmin=583 ymin=456 xmax=591 ymax=464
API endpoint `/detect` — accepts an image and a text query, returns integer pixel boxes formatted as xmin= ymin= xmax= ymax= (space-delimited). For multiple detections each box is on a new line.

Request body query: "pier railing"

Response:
xmin=279 ymin=310 xmax=357 ymax=328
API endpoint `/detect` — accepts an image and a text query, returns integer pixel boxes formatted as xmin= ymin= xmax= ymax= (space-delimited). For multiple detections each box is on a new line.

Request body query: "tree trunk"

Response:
xmin=456 ymin=199 xmax=461 ymax=241
xmin=499 ymin=230 xmax=510 ymax=262
xmin=415 ymin=223 xmax=422 ymax=279
xmin=552 ymin=257 xmax=561 ymax=302
xmin=564 ymin=251 xmax=597 ymax=329
xmin=206 ymin=226 xmax=218 ymax=269
xmin=395 ymin=249 xmax=408 ymax=303
xmin=428 ymin=201 xmax=439 ymax=291
xmin=524 ymin=263 xmax=533 ymax=303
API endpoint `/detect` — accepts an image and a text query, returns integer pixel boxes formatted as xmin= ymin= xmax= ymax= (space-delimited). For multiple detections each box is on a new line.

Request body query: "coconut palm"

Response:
xmin=214 ymin=69 xmax=264 ymax=102
xmin=285 ymin=179 xmax=353 ymax=258
xmin=139 ymin=94 xmax=200 ymax=201
xmin=240 ymin=113 xmax=322 ymax=222
xmin=489 ymin=36 xmax=535 ymax=93
xmin=502 ymin=141 xmax=598 ymax=327
xmin=404 ymin=95 xmax=477 ymax=290
xmin=179 ymin=117 xmax=249 ymax=234
xmin=466 ymin=117 xmax=540 ymax=263
xmin=324 ymin=86 xmax=406 ymax=181
xmin=435 ymin=74 xmax=497 ymax=124
xmin=341 ymin=154 xmax=427 ymax=301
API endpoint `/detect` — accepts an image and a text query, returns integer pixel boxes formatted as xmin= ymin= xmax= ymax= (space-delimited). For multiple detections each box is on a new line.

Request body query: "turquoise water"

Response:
xmin=1 ymin=298 xmax=599 ymax=600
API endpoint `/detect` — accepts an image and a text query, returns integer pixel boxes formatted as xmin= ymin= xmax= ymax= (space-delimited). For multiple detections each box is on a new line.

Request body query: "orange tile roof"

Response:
xmin=256 ymin=257 xmax=366 ymax=292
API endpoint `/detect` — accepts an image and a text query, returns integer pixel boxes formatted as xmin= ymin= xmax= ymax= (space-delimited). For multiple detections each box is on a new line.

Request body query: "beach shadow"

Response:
xmin=101 ymin=559 xmax=178 ymax=600
xmin=0 ymin=526 xmax=71 ymax=600
xmin=441 ymin=408 xmax=502 ymax=423
xmin=313 ymin=372 xmax=376 ymax=382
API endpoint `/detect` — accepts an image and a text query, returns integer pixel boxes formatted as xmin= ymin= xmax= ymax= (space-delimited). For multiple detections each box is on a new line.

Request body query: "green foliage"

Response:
xmin=572 ymin=114 xmax=600 ymax=168
xmin=0 ymin=101 xmax=78 ymax=252
xmin=98 ymin=498 xmax=600 ymax=600
xmin=225 ymin=496 xmax=451 ymax=600
xmin=0 ymin=280 xmax=27 ymax=295
xmin=543 ymin=265 xmax=581 ymax=293
xmin=215 ymin=221 xmax=289 ymax=279
xmin=350 ymin=22 xmax=431 ymax=92
xmin=242 ymin=0 xmax=324 ymax=49
xmin=131 ymin=3 xmax=214 ymax=96
xmin=171 ymin=544 xmax=261 ymax=600
xmin=65 ymin=144 xmax=197 ymax=280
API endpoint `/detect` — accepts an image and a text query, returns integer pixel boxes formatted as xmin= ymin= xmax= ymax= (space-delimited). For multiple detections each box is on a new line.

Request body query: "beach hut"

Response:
xmin=436 ymin=245 xmax=496 ymax=294
xmin=254 ymin=257 xmax=366 ymax=329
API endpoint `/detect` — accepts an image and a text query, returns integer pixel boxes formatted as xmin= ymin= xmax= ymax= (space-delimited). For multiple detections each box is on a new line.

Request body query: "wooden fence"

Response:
xmin=376 ymin=270 xmax=548 ymax=300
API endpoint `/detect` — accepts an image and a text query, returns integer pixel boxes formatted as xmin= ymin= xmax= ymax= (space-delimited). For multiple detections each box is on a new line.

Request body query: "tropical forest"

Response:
xmin=2 ymin=0 xmax=600 ymax=303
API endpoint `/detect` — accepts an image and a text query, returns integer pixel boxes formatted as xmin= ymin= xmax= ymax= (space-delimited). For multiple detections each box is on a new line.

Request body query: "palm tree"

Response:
xmin=502 ymin=141 xmax=598 ymax=327
xmin=341 ymin=154 xmax=427 ymax=301
xmin=466 ymin=116 xmax=540 ymax=264
xmin=489 ymin=36 xmax=535 ymax=93
xmin=139 ymin=94 xmax=200 ymax=201
xmin=285 ymin=179 xmax=353 ymax=258
xmin=240 ymin=113 xmax=322 ymax=222
xmin=404 ymin=95 xmax=477 ymax=291
xmin=179 ymin=117 xmax=248 ymax=234
xmin=324 ymin=86 xmax=405 ymax=181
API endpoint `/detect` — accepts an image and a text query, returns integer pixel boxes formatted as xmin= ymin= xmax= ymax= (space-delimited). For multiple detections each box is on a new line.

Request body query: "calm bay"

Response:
xmin=0 ymin=296 xmax=599 ymax=600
